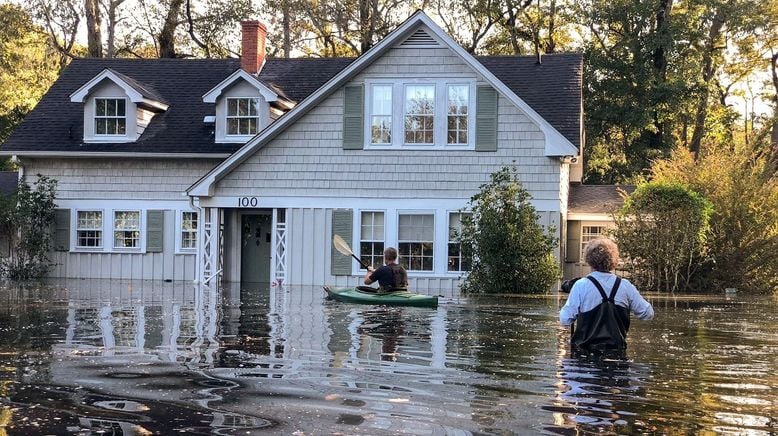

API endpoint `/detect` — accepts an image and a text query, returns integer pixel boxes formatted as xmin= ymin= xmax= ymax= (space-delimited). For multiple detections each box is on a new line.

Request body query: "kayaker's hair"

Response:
xmin=384 ymin=247 xmax=398 ymax=262
xmin=585 ymin=238 xmax=619 ymax=272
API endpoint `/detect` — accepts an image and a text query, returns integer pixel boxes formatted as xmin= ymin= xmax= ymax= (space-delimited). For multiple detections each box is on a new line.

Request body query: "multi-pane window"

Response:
xmin=77 ymin=211 xmax=103 ymax=248
xmin=398 ymin=214 xmax=434 ymax=271
xmin=226 ymin=98 xmax=260 ymax=135
xmin=360 ymin=211 xmax=385 ymax=269
xmin=370 ymin=85 xmax=392 ymax=144
xmin=581 ymin=225 xmax=608 ymax=260
xmin=447 ymin=85 xmax=469 ymax=144
xmin=94 ymin=98 xmax=126 ymax=135
xmin=181 ymin=211 xmax=198 ymax=250
xmin=448 ymin=212 xmax=472 ymax=272
xmin=404 ymin=85 xmax=435 ymax=144
xmin=114 ymin=211 xmax=140 ymax=249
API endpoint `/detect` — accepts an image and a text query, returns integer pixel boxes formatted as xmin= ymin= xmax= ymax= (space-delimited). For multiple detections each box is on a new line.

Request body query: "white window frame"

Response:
xmin=368 ymin=84 xmax=394 ymax=145
xmin=358 ymin=210 xmax=386 ymax=270
xmin=75 ymin=209 xmax=104 ymax=250
xmin=397 ymin=210 xmax=436 ymax=273
xmin=176 ymin=210 xmax=198 ymax=254
xmin=447 ymin=211 xmax=471 ymax=273
xmin=94 ymin=97 xmax=128 ymax=137
xmin=364 ymin=79 xmax=476 ymax=150
xmin=225 ymin=97 xmax=260 ymax=137
xmin=112 ymin=210 xmax=142 ymax=251
xmin=403 ymin=83 xmax=436 ymax=146
xmin=581 ymin=225 xmax=608 ymax=261
xmin=446 ymin=84 xmax=470 ymax=145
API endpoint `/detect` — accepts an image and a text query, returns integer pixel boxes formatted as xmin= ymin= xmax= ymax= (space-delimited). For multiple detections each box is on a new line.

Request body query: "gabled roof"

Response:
xmin=1 ymin=58 xmax=353 ymax=155
xmin=568 ymin=185 xmax=636 ymax=214
xmin=69 ymin=68 xmax=169 ymax=111
xmin=188 ymin=11 xmax=581 ymax=196
xmin=202 ymin=69 xmax=279 ymax=103
xmin=0 ymin=171 xmax=18 ymax=196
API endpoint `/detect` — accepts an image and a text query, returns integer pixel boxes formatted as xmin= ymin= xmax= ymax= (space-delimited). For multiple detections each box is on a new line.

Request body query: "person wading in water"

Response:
xmin=363 ymin=247 xmax=408 ymax=293
xmin=559 ymin=238 xmax=654 ymax=354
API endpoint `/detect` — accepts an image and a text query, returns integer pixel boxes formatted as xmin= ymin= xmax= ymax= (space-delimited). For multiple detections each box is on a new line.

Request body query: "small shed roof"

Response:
xmin=568 ymin=184 xmax=635 ymax=214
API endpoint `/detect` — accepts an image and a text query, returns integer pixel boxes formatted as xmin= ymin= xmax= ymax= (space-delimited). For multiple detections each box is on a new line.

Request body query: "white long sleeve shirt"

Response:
xmin=559 ymin=271 xmax=654 ymax=326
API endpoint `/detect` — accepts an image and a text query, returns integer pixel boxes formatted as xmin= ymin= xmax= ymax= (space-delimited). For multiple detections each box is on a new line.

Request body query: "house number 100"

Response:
xmin=238 ymin=197 xmax=258 ymax=207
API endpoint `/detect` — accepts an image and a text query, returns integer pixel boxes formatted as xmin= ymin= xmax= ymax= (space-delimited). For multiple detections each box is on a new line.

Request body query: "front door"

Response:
xmin=241 ymin=214 xmax=272 ymax=283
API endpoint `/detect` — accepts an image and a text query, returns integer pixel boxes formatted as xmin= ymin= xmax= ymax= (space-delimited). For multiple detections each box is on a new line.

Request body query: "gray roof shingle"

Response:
xmin=0 ymin=171 xmax=18 ymax=196
xmin=1 ymin=53 xmax=582 ymax=155
xmin=568 ymin=184 xmax=636 ymax=214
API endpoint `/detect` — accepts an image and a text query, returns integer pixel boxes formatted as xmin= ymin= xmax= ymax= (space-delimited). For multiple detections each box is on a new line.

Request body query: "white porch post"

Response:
xmin=199 ymin=207 xmax=223 ymax=286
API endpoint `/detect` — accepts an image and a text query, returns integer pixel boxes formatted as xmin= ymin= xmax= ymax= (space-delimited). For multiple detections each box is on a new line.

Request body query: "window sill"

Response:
xmin=365 ymin=144 xmax=474 ymax=151
xmin=216 ymin=135 xmax=255 ymax=143
xmin=175 ymin=250 xmax=197 ymax=255
xmin=83 ymin=136 xmax=135 ymax=143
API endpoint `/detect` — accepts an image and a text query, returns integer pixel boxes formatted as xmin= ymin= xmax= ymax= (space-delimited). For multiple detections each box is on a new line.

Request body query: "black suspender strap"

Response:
xmin=586 ymin=276 xmax=608 ymax=302
xmin=586 ymin=276 xmax=622 ymax=303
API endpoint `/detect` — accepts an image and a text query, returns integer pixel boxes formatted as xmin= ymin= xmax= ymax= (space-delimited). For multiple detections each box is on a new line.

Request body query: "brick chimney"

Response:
xmin=241 ymin=20 xmax=267 ymax=75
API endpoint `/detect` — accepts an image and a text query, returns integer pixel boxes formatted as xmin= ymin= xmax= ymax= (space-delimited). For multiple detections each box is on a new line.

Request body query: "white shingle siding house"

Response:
xmin=1 ymin=11 xmax=584 ymax=290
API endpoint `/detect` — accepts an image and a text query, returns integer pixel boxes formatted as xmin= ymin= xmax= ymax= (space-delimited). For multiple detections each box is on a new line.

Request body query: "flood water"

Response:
xmin=0 ymin=281 xmax=775 ymax=435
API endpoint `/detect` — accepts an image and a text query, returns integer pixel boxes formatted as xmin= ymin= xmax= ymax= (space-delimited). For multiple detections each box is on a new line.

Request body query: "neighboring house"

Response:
xmin=564 ymin=184 xmax=635 ymax=278
xmin=1 ymin=12 xmax=586 ymax=290
xmin=0 ymin=171 xmax=18 ymax=258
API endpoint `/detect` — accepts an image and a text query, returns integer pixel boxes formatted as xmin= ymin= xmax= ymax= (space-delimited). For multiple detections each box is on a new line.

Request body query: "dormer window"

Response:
xmin=95 ymin=98 xmax=127 ymax=135
xmin=226 ymin=98 xmax=259 ymax=136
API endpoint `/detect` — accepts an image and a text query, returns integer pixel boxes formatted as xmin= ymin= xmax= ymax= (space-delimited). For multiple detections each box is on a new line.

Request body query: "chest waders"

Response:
xmin=571 ymin=276 xmax=630 ymax=352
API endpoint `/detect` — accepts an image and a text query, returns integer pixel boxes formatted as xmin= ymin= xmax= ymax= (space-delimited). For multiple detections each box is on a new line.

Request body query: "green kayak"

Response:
xmin=323 ymin=286 xmax=438 ymax=308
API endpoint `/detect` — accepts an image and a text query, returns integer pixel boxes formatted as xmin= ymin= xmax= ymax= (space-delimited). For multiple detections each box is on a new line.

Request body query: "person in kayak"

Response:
xmin=559 ymin=238 xmax=654 ymax=353
xmin=364 ymin=247 xmax=409 ymax=293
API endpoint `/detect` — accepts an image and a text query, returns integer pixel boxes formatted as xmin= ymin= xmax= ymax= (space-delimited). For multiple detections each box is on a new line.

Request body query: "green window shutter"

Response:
xmin=476 ymin=86 xmax=498 ymax=152
xmin=331 ymin=209 xmax=353 ymax=275
xmin=342 ymin=85 xmax=364 ymax=150
xmin=146 ymin=210 xmax=164 ymax=253
xmin=53 ymin=209 xmax=70 ymax=252
xmin=566 ymin=220 xmax=581 ymax=263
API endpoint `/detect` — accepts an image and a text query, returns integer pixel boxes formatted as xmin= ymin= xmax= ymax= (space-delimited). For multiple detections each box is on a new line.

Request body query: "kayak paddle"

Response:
xmin=333 ymin=234 xmax=371 ymax=269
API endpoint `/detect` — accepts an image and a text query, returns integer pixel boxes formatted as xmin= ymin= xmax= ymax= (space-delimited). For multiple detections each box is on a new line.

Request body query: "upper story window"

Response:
xmin=447 ymin=85 xmax=469 ymax=145
xmin=366 ymin=80 xmax=475 ymax=149
xmin=370 ymin=85 xmax=392 ymax=144
xmin=227 ymin=98 xmax=259 ymax=136
xmin=404 ymin=85 xmax=435 ymax=144
xmin=94 ymin=98 xmax=126 ymax=135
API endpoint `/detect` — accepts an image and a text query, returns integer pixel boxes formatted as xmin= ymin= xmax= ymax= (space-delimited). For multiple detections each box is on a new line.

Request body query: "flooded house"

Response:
xmin=1 ymin=11 xmax=602 ymax=290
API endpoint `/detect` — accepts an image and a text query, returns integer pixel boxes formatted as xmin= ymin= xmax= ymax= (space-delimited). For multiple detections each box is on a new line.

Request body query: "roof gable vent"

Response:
xmin=400 ymin=28 xmax=441 ymax=48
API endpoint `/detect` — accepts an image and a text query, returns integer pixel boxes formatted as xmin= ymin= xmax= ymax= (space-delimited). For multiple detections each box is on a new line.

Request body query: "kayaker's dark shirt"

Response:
xmin=369 ymin=264 xmax=408 ymax=290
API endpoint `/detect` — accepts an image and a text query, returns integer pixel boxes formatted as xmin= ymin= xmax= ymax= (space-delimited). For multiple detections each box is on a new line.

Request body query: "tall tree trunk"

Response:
xmin=689 ymin=8 xmax=726 ymax=157
xmin=770 ymin=53 xmax=778 ymax=146
xmin=545 ymin=0 xmax=557 ymax=53
xmin=282 ymin=1 xmax=291 ymax=58
xmin=359 ymin=0 xmax=371 ymax=53
xmin=85 ymin=0 xmax=102 ymax=57
xmin=650 ymin=0 xmax=674 ymax=149
xmin=159 ymin=0 xmax=184 ymax=58
xmin=105 ymin=0 xmax=125 ymax=58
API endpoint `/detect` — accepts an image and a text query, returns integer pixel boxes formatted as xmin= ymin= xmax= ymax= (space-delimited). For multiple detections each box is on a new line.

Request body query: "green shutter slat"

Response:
xmin=566 ymin=220 xmax=581 ymax=263
xmin=146 ymin=210 xmax=164 ymax=253
xmin=53 ymin=209 xmax=70 ymax=252
xmin=343 ymin=85 xmax=364 ymax=150
xmin=476 ymin=86 xmax=498 ymax=152
xmin=331 ymin=209 xmax=353 ymax=275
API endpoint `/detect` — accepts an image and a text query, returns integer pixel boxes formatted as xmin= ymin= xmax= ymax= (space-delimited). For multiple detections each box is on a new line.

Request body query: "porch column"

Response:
xmin=199 ymin=207 xmax=223 ymax=285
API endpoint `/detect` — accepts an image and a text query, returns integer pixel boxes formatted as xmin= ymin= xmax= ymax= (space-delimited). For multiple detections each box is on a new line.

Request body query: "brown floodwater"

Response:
xmin=0 ymin=281 xmax=775 ymax=435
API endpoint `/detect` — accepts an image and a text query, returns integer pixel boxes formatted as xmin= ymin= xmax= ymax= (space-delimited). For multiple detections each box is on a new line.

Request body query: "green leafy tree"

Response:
xmin=0 ymin=4 xmax=59 ymax=143
xmin=0 ymin=176 xmax=58 ymax=280
xmin=460 ymin=166 xmax=560 ymax=294
xmin=651 ymin=144 xmax=778 ymax=293
xmin=612 ymin=181 xmax=713 ymax=293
